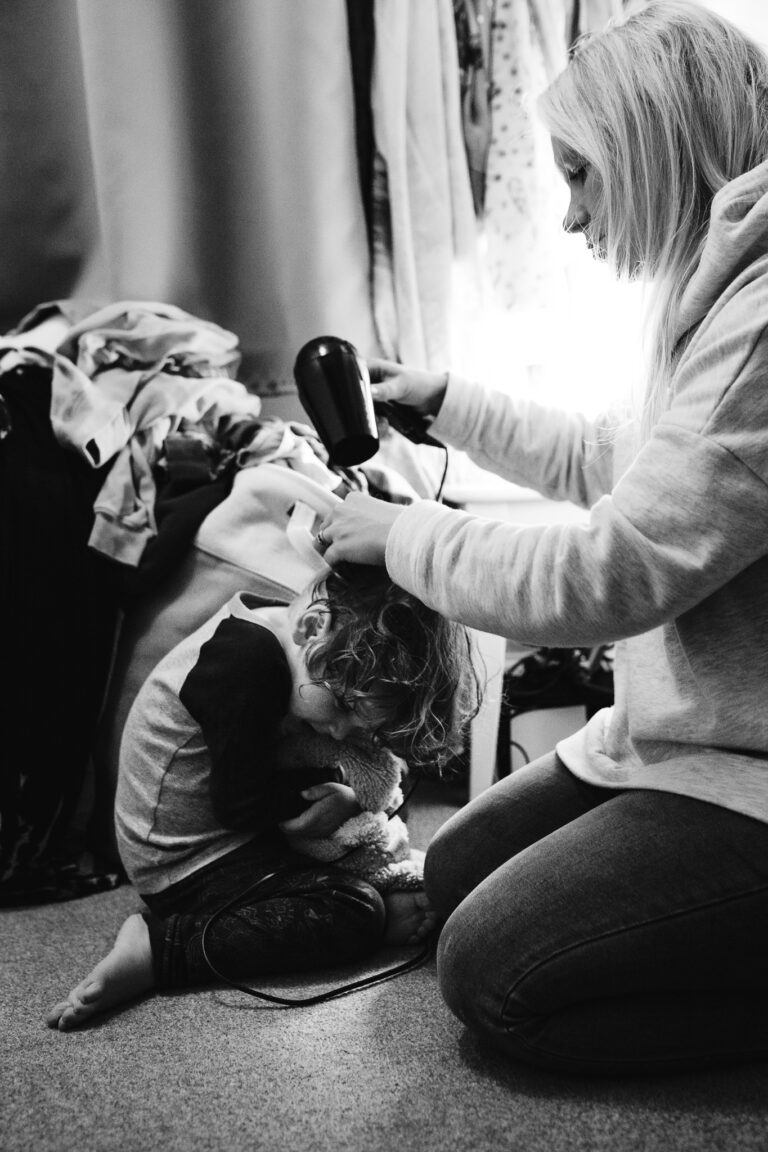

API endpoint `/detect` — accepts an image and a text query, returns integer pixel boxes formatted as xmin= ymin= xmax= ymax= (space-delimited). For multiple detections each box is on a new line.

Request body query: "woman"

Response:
xmin=316 ymin=0 xmax=768 ymax=1075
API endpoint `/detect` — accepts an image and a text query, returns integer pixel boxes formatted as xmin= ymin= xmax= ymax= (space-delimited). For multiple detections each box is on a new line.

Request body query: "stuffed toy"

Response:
xmin=274 ymin=731 xmax=424 ymax=892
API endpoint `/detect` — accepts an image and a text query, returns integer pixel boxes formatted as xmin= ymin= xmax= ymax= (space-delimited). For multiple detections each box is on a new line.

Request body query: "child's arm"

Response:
xmin=179 ymin=617 xmax=293 ymax=830
xmin=278 ymin=782 xmax=360 ymax=838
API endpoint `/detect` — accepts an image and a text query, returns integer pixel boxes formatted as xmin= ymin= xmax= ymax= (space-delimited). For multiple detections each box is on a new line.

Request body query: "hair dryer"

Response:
xmin=293 ymin=336 xmax=442 ymax=467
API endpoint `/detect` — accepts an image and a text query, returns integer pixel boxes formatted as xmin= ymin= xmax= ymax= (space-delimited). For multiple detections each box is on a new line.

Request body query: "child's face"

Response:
xmin=290 ymin=668 xmax=387 ymax=745
xmin=288 ymin=584 xmax=391 ymax=743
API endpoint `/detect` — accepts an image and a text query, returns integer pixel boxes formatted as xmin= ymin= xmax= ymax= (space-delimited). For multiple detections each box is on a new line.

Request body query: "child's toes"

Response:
xmin=410 ymin=917 xmax=437 ymax=944
xmin=57 ymin=999 xmax=91 ymax=1031
xmin=76 ymin=978 xmax=103 ymax=1006
xmin=45 ymin=1001 xmax=70 ymax=1029
xmin=51 ymin=984 xmax=101 ymax=1030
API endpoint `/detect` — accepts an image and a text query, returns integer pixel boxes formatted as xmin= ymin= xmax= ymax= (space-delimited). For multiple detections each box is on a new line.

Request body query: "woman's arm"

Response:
xmin=385 ymin=290 xmax=768 ymax=645
xmin=370 ymin=359 xmax=619 ymax=507
xmin=319 ymin=371 xmax=620 ymax=571
xmin=385 ymin=374 xmax=768 ymax=646
xmin=431 ymin=373 xmax=618 ymax=508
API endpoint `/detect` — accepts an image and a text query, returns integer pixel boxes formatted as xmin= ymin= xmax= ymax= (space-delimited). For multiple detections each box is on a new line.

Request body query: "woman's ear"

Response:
xmin=292 ymin=604 xmax=333 ymax=647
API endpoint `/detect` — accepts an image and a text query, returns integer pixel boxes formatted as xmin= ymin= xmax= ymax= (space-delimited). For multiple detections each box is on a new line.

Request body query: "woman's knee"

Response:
xmin=432 ymin=862 xmax=572 ymax=1064
xmin=434 ymin=896 xmax=514 ymax=1046
xmin=425 ymin=755 xmax=587 ymax=920
xmin=423 ymin=811 xmax=471 ymax=917
xmin=435 ymin=897 xmax=570 ymax=1070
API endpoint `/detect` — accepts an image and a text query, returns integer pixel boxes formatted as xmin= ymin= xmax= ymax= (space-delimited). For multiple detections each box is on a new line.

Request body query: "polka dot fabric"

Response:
xmin=483 ymin=0 xmax=568 ymax=310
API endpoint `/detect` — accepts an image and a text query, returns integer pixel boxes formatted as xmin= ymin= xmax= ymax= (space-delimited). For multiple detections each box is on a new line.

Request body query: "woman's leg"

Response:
xmin=424 ymin=753 xmax=610 ymax=919
xmin=143 ymin=838 xmax=386 ymax=989
xmin=434 ymin=784 xmax=768 ymax=1075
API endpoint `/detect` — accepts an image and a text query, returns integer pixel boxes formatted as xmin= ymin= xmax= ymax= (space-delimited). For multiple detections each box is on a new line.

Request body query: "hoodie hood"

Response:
xmin=676 ymin=158 xmax=768 ymax=341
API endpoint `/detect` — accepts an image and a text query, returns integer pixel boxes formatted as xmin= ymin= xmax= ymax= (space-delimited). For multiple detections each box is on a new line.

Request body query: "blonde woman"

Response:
xmin=317 ymin=1 xmax=768 ymax=1074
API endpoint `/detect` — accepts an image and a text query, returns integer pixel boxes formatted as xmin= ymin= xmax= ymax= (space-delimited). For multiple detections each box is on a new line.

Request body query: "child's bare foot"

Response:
xmin=383 ymin=890 xmax=438 ymax=946
xmin=45 ymin=913 xmax=154 ymax=1032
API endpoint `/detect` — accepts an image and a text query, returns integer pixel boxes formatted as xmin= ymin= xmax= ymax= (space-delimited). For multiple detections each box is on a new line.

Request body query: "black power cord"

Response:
xmin=199 ymin=776 xmax=436 ymax=1006
xmin=200 ymin=875 xmax=435 ymax=1007
xmin=434 ymin=444 xmax=450 ymax=502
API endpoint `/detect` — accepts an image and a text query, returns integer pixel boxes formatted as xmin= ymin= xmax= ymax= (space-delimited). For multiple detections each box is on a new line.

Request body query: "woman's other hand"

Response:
xmin=317 ymin=491 xmax=405 ymax=568
xmin=368 ymin=358 xmax=448 ymax=418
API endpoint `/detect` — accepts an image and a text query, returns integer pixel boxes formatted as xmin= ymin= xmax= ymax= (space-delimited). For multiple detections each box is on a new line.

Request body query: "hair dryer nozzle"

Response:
xmin=293 ymin=336 xmax=379 ymax=467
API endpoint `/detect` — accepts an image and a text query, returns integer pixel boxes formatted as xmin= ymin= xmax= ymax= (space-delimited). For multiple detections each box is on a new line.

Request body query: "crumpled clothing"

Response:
xmin=87 ymin=373 xmax=264 ymax=565
xmin=54 ymin=300 xmax=244 ymax=466
xmin=2 ymin=299 xmax=262 ymax=566
xmin=233 ymin=418 xmax=346 ymax=488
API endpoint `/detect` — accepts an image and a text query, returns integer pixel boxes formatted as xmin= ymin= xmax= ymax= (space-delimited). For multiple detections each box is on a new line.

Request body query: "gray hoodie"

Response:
xmin=386 ymin=160 xmax=768 ymax=823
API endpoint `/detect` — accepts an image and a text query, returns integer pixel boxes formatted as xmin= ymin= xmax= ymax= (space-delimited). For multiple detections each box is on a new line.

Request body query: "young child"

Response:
xmin=47 ymin=563 xmax=478 ymax=1031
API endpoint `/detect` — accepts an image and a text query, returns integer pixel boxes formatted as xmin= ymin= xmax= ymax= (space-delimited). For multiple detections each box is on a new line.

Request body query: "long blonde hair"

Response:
xmin=538 ymin=0 xmax=768 ymax=434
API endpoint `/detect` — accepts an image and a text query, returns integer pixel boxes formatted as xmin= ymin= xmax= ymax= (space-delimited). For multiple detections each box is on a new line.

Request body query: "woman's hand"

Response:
xmin=278 ymin=782 xmax=359 ymax=838
xmin=368 ymin=358 xmax=448 ymax=418
xmin=316 ymin=491 xmax=405 ymax=568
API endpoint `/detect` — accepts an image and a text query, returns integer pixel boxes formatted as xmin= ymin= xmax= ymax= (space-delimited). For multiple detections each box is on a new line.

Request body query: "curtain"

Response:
xmin=370 ymin=0 xmax=479 ymax=371
xmin=0 ymin=0 xmax=377 ymax=420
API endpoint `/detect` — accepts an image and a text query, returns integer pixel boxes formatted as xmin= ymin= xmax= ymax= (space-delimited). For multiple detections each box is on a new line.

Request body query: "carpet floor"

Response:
xmin=3 ymin=778 xmax=768 ymax=1152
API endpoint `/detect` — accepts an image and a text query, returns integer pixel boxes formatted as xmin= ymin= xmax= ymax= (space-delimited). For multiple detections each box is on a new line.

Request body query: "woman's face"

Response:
xmin=552 ymin=137 xmax=606 ymax=260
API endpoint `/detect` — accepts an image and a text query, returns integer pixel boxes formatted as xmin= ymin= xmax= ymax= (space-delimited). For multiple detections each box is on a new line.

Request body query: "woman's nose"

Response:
xmin=563 ymin=192 xmax=590 ymax=234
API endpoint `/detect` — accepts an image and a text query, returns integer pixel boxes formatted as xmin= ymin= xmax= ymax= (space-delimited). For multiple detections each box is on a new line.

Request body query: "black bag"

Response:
xmin=0 ymin=363 xmax=123 ymax=904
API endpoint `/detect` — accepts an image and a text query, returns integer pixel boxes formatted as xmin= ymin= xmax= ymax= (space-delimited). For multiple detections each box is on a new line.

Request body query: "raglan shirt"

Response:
xmin=385 ymin=159 xmax=768 ymax=824
xmin=115 ymin=592 xmax=294 ymax=894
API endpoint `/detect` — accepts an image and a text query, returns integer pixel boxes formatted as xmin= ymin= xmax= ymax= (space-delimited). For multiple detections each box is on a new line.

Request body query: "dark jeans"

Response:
xmin=424 ymin=753 xmax=768 ymax=1076
xmin=142 ymin=835 xmax=386 ymax=989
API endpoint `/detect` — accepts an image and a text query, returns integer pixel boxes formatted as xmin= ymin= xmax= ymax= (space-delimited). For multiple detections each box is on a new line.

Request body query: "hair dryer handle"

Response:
xmin=373 ymin=400 xmax=444 ymax=449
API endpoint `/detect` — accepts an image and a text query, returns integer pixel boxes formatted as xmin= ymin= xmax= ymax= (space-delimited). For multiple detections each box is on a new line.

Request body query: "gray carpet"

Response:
xmin=3 ymin=781 xmax=768 ymax=1152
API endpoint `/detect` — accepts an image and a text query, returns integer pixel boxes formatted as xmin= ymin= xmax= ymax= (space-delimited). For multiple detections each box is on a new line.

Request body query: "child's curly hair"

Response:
xmin=303 ymin=562 xmax=483 ymax=772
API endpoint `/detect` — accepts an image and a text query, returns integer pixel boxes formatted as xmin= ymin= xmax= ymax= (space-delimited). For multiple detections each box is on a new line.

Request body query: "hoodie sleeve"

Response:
xmin=387 ymin=320 xmax=768 ymax=647
xmin=432 ymin=373 xmax=619 ymax=508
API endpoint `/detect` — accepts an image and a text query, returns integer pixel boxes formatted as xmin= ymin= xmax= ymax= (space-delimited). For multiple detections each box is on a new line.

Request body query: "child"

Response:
xmin=47 ymin=563 xmax=478 ymax=1031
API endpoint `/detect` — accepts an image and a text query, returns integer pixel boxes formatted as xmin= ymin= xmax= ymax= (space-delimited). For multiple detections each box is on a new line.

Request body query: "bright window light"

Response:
xmin=449 ymin=209 xmax=645 ymax=415
xmin=445 ymin=0 xmax=768 ymax=495
xmin=446 ymin=179 xmax=645 ymax=496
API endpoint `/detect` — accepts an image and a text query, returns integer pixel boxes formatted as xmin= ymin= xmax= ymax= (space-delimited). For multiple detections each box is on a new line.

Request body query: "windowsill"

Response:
xmin=442 ymin=477 xmax=542 ymax=505
xmin=443 ymin=473 xmax=589 ymax=526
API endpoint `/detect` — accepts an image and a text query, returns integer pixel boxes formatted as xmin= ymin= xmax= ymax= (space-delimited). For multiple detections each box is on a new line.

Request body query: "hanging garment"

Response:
xmin=345 ymin=0 xmax=377 ymax=241
xmin=369 ymin=0 xmax=482 ymax=496
xmin=481 ymin=0 xmax=570 ymax=311
xmin=370 ymin=0 xmax=479 ymax=370
xmin=454 ymin=0 xmax=492 ymax=218
xmin=571 ymin=0 xmax=623 ymax=45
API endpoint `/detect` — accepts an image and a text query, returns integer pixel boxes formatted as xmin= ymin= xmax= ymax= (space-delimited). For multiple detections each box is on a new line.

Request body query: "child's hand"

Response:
xmin=278 ymin=782 xmax=359 ymax=838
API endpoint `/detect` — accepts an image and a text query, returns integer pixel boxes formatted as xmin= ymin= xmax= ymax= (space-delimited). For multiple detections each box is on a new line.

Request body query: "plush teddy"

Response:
xmin=274 ymin=731 xmax=424 ymax=892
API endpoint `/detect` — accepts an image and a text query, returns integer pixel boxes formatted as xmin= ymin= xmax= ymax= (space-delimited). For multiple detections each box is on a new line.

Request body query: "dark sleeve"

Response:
xmin=179 ymin=619 xmax=292 ymax=830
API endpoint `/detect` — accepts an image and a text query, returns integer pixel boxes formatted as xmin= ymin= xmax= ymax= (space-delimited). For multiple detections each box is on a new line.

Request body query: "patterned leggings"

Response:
xmin=141 ymin=836 xmax=386 ymax=989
